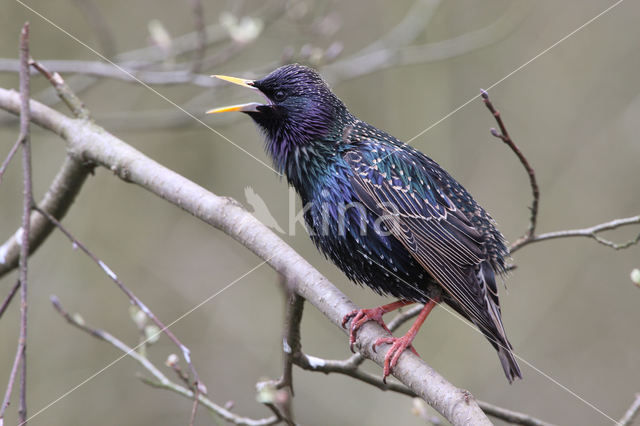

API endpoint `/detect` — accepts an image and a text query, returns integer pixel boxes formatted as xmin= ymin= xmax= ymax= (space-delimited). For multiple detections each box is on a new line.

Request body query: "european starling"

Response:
xmin=207 ymin=64 xmax=522 ymax=383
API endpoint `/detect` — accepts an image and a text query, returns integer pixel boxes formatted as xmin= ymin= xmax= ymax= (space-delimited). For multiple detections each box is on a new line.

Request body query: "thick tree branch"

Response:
xmin=0 ymin=88 xmax=491 ymax=425
xmin=0 ymin=156 xmax=92 ymax=278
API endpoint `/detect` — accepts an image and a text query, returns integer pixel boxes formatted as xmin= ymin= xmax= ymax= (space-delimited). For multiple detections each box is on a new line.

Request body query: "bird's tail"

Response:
xmin=496 ymin=340 xmax=522 ymax=384
xmin=475 ymin=263 xmax=522 ymax=383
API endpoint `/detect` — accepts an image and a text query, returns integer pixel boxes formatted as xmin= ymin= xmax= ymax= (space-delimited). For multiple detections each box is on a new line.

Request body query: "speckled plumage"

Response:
xmin=238 ymin=64 xmax=521 ymax=382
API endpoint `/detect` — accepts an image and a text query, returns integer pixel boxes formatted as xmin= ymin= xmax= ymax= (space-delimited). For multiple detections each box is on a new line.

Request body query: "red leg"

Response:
xmin=372 ymin=299 xmax=439 ymax=383
xmin=342 ymin=300 xmax=414 ymax=352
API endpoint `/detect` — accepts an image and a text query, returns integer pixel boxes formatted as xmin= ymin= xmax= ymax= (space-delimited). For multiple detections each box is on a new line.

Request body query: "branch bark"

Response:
xmin=0 ymin=157 xmax=92 ymax=278
xmin=0 ymin=88 xmax=491 ymax=425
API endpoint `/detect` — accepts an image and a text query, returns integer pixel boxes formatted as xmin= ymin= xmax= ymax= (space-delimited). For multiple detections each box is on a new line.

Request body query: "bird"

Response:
xmin=207 ymin=64 xmax=522 ymax=383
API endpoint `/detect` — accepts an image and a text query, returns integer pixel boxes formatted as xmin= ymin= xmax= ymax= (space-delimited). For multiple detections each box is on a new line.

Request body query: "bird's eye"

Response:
xmin=274 ymin=90 xmax=286 ymax=101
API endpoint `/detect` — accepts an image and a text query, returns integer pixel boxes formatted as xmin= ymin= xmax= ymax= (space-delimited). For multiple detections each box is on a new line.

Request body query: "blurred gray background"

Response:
xmin=0 ymin=0 xmax=639 ymax=424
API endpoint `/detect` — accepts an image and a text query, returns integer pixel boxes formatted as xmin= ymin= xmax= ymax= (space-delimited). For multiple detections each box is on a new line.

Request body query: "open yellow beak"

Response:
xmin=206 ymin=75 xmax=261 ymax=114
xmin=211 ymin=75 xmax=255 ymax=89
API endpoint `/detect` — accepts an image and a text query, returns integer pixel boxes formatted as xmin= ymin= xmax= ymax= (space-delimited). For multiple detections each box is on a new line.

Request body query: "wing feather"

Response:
xmin=344 ymin=149 xmax=505 ymax=338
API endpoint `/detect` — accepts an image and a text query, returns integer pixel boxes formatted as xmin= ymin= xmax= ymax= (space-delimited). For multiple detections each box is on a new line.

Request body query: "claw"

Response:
xmin=373 ymin=299 xmax=438 ymax=382
xmin=373 ymin=336 xmax=419 ymax=382
xmin=372 ymin=336 xmax=395 ymax=353
xmin=341 ymin=309 xmax=358 ymax=328
xmin=376 ymin=334 xmax=417 ymax=383
xmin=373 ymin=336 xmax=418 ymax=355
xmin=341 ymin=307 xmax=391 ymax=352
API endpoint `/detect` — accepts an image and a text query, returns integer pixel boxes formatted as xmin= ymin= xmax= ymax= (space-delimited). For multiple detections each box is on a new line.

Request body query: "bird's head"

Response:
xmin=207 ymin=64 xmax=348 ymax=148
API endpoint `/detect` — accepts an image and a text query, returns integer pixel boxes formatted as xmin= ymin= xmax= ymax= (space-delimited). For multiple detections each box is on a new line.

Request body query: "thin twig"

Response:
xmin=0 ymin=23 xmax=33 ymax=426
xmin=618 ymin=393 xmax=640 ymax=426
xmin=198 ymin=42 xmax=245 ymax=71
xmin=478 ymin=89 xmax=639 ymax=256
xmin=17 ymin=22 xmax=32 ymax=426
xmin=0 ymin=138 xmax=23 ymax=185
xmin=0 ymin=280 xmax=20 ymax=319
xmin=32 ymin=205 xmax=205 ymax=395
xmin=256 ymin=380 xmax=294 ymax=426
xmin=71 ymin=0 xmax=116 ymax=58
xmin=510 ymin=214 xmax=640 ymax=254
xmin=29 ymin=60 xmax=91 ymax=119
xmin=166 ymin=357 xmax=193 ymax=391
xmin=166 ymin=355 xmax=199 ymax=426
xmin=0 ymin=59 xmax=216 ymax=87
xmin=358 ymin=0 xmax=441 ymax=55
xmin=189 ymin=394 xmax=199 ymax=426
xmin=278 ymin=286 xmax=304 ymax=394
xmin=294 ymin=350 xmax=414 ymax=394
xmin=50 ymin=296 xmax=279 ymax=426
xmin=481 ymin=89 xmax=539 ymax=245
xmin=477 ymin=401 xmax=556 ymax=426
xmin=187 ymin=0 xmax=206 ymax=73
xmin=260 ymin=276 xmax=299 ymax=425
xmin=0 ymin=344 xmax=22 ymax=422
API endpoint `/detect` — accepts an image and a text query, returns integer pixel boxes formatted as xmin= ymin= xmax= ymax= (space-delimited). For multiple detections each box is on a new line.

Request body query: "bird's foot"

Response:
xmin=372 ymin=334 xmax=419 ymax=383
xmin=342 ymin=307 xmax=391 ymax=352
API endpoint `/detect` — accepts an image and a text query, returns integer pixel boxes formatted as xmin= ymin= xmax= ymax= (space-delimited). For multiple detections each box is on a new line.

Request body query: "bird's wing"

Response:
xmin=344 ymin=149 xmax=505 ymax=338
